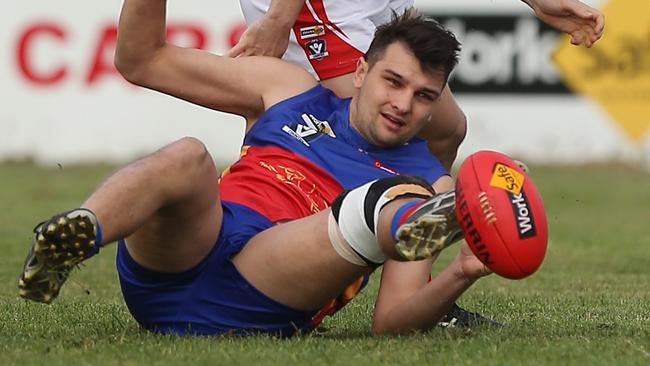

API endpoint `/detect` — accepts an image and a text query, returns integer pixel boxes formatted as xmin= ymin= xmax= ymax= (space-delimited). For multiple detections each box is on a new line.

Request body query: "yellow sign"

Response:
xmin=553 ymin=0 xmax=650 ymax=141
xmin=489 ymin=163 xmax=524 ymax=194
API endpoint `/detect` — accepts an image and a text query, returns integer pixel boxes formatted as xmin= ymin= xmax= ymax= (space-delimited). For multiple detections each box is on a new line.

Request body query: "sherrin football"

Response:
xmin=454 ymin=150 xmax=548 ymax=279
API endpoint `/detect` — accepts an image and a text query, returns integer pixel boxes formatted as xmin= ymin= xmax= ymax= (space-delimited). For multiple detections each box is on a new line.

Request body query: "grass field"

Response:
xmin=1 ymin=162 xmax=650 ymax=365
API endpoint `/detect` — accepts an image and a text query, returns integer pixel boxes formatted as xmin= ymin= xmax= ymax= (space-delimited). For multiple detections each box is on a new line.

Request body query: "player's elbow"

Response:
xmin=371 ymin=320 xmax=417 ymax=336
xmin=114 ymin=50 xmax=146 ymax=85
xmin=371 ymin=314 xmax=415 ymax=336
xmin=371 ymin=321 xmax=391 ymax=336
xmin=371 ymin=321 xmax=387 ymax=336
xmin=371 ymin=305 xmax=434 ymax=336
xmin=114 ymin=44 xmax=161 ymax=86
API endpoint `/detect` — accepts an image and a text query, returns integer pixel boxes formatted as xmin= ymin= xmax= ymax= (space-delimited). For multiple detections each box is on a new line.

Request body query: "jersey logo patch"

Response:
xmin=300 ymin=25 xmax=326 ymax=39
xmin=282 ymin=113 xmax=336 ymax=147
xmin=306 ymin=39 xmax=329 ymax=60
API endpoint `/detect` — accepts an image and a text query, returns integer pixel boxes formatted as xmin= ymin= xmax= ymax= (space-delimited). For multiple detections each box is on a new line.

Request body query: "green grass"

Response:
xmin=1 ymin=162 xmax=650 ymax=365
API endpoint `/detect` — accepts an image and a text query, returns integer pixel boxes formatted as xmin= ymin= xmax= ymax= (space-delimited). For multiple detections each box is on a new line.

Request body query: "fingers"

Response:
xmin=225 ymin=42 xmax=245 ymax=58
xmin=570 ymin=30 xmax=585 ymax=46
xmin=578 ymin=3 xmax=605 ymax=47
xmin=585 ymin=17 xmax=604 ymax=47
xmin=559 ymin=0 xmax=604 ymax=47
xmin=572 ymin=28 xmax=599 ymax=48
xmin=583 ymin=8 xmax=605 ymax=46
xmin=594 ymin=12 xmax=605 ymax=37
xmin=569 ymin=14 xmax=605 ymax=48
xmin=225 ymin=39 xmax=287 ymax=58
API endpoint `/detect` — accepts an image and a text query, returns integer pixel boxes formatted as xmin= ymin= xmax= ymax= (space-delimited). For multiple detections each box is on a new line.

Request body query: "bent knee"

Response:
xmin=171 ymin=136 xmax=209 ymax=157
xmin=158 ymin=137 xmax=216 ymax=185
xmin=163 ymin=137 xmax=212 ymax=168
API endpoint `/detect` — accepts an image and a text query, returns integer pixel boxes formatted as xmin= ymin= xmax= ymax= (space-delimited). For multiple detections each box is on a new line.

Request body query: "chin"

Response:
xmin=376 ymin=136 xmax=405 ymax=148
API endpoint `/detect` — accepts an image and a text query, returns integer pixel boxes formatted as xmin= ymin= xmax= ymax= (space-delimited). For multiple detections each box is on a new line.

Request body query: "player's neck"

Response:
xmin=347 ymin=96 xmax=362 ymax=135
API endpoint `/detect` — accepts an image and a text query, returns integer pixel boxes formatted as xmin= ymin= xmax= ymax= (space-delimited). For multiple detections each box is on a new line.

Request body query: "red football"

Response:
xmin=454 ymin=150 xmax=548 ymax=279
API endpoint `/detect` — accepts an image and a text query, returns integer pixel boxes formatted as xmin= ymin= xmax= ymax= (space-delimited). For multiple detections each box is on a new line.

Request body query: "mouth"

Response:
xmin=380 ymin=113 xmax=406 ymax=131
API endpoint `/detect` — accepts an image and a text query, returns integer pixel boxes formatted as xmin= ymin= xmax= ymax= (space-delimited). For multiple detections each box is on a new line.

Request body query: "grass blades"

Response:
xmin=1 ymin=162 xmax=649 ymax=365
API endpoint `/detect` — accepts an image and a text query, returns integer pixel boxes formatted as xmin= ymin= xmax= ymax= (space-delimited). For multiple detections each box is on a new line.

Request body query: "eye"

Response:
xmin=385 ymin=77 xmax=401 ymax=87
xmin=416 ymin=91 xmax=435 ymax=101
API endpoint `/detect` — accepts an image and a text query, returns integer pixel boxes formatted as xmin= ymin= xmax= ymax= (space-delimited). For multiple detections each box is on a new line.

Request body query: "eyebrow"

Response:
xmin=383 ymin=69 xmax=441 ymax=98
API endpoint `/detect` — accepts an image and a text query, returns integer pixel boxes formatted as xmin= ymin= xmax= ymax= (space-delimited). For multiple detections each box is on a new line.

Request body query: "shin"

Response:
xmin=329 ymin=175 xmax=435 ymax=265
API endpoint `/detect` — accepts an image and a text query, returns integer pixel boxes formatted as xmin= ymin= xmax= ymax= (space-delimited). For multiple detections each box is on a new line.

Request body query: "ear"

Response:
xmin=353 ymin=57 xmax=369 ymax=88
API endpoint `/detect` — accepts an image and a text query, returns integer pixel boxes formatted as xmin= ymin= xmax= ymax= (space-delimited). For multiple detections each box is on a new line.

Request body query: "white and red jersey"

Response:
xmin=239 ymin=0 xmax=414 ymax=80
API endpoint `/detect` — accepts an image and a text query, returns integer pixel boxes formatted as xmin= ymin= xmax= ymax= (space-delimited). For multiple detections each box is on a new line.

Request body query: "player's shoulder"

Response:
xmin=251 ymin=56 xmax=319 ymax=111
xmin=259 ymin=84 xmax=344 ymax=124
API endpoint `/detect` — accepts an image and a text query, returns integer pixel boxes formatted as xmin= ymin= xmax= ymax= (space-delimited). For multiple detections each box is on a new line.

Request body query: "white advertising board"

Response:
xmin=1 ymin=1 xmax=247 ymax=166
xmin=1 ymin=0 xmax=648 ymax=168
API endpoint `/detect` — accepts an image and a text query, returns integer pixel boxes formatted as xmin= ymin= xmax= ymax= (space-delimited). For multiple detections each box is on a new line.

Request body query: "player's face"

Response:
xmin=350 ymin=41 xmax=446 ymax=148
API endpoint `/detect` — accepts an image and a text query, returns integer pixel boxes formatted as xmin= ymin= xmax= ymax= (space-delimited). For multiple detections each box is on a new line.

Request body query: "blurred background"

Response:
xmin=2 ymin=3 xmax=650 ymax=362
xmin=1 ymin=0 xmax=648 ymax=169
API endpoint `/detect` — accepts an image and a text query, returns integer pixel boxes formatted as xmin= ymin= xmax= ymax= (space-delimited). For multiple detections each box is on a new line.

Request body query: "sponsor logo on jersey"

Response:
xmin=282 ymin=113 xmax=336 ymax=146
xmin=300 ymin=25 xmax=326 ymax=39
xmin=489 ymin=163 xmax=524 ymax=194
xmin=507 ymin=190 xmax=537 ymax=238
xmin=306 ymin=39 xmax=329 ymax=60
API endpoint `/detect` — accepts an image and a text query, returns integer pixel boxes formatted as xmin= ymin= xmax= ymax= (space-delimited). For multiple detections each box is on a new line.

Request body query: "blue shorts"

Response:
xmin=116 ymin=201 xmax=317 ymax=337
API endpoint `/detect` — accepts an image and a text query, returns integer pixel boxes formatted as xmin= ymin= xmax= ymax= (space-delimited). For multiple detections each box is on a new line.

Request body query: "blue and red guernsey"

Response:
xmin=219 ymin=85 xmax=447 ymax=330
xmin=220 ymin=85 xmax=447 ymax=222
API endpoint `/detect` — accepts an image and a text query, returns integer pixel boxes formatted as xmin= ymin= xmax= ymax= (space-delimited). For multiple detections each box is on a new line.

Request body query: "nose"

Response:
xmin=390 ymin=90 xmax=412 ymax=115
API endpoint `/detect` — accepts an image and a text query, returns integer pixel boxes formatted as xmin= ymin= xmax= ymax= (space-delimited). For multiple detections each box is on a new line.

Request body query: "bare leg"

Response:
xmin=232 ymin=209 xmax=362 ymax=311
xmin=231 ymin=182 xmax=486 ymax=335
xmin=82 ymin=137 xmax=223 ymax=272
xmin=19 ymin=137 xmax=224 ymax=303
xmin=231 ymin=195 xmax=442 ymax=311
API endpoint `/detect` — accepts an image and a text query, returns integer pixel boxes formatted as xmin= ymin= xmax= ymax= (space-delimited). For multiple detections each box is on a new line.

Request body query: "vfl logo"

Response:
xmin=300 ymin=25 xmax=326 ymax=39
xmin=306 ymin=39 xmax=329 ymax=60
xmin=282 ymin=113 xmax=336 ymax=147
xmin=490 ymin=163 xmax=524 ymax=194
xmin=507 ymin=190 xmax=537 ymax=238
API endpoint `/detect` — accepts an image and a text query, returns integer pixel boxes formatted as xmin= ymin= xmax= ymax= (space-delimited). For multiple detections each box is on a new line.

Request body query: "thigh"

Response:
xmin=232 ymin=209 xmax=367 ymax=311
xmin=123 ymin=155 xmax=223 ymax=273
xmin=116 ymin=201 xmax=317 ymax=337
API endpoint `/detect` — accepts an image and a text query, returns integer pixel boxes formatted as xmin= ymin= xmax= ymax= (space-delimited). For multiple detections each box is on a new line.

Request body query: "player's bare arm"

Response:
xmin=522 ymin=0 xmax=605 ymax=47
xmin=417 ymin=86 xmax=466 ymax=172
xmin=227 ymin=0 xmax=304 ymax=58
xmin=115 ymin=0 xmax=316 ymax=123
xmin=372 ymin=243 xmax=490 ymax=335
xmin=370 ymin=175 xmax=479 ymax=334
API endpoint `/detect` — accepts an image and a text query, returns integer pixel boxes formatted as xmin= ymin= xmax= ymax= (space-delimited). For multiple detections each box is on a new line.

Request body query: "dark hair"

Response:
xmin=365 ymin=12 xmax=461 ymax=80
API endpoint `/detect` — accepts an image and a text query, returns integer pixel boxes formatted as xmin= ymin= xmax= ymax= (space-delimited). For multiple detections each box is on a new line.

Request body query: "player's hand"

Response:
xmin=523 ymin=0 xmax=604 ymax=47
xmin=226 ymin=16 xmax=291 ymax=58
xmin=456 ymin=243 xmax=492 ymax=281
